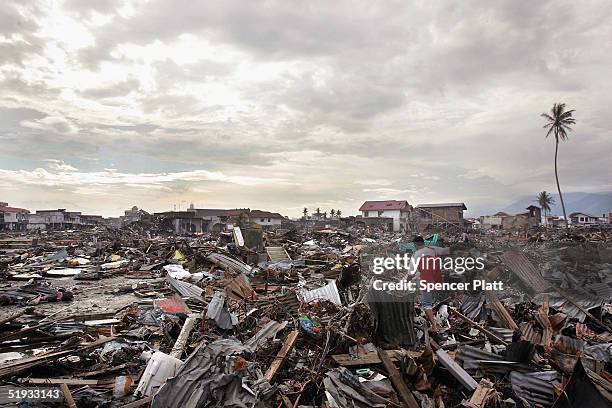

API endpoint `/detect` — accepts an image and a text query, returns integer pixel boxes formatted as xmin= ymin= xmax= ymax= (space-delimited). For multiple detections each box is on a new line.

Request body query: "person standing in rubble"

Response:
xmin=411 ymin=235 xmax=450 ymax=333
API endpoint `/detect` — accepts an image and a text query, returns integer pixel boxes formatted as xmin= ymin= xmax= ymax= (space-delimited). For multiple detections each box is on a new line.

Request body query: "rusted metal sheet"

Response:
xmin=154 ymin=296 xmax=190 ymax=315
xmin=500 ymin=251 xmax=552 ymax=294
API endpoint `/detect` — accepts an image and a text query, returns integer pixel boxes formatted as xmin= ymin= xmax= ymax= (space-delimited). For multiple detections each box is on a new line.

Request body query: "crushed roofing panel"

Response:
xmin=500 ymin=251 xmax=552 ymax=294
xmin=509 ymin=371 xmax=557 ymax=407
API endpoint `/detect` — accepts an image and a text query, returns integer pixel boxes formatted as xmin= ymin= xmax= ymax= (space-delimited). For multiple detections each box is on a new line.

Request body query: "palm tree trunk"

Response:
xmin=554 ymin=138 xmax=569 ymax=230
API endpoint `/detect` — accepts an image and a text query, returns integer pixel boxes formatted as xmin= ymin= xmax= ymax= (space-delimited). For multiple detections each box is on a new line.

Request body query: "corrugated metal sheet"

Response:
xmin=166 ymin=275 xmax=204 ymax=299
xmin=207 ymin=253 xmax=252 ymax=275
xmin=460 ymin=294 xmax=485 ymax=320
xmin=509 ymin=371 xmax=557 ymax=407
xmin=366 ymin=288 xmax=416 ymax=347
xmin=500 ymin=251 xmax=552 ymax=294
xmin=272 ymin=291 xmax=300 ymax=312
xmin=490 ymin=327 xmax=514 ymax=343
xmin=541 ymin=295 xmax=603 ymax=322
xmin=244 ymin=320 xmax=287 ymax=349
xmin=586 ymin=282 xmax=611 ymax=299
xmin=520 ymin=321 xmax=543 ymax=345
xmin=154 ymin=296 xmax=190 ymax=315
xmin=455 ymin=345 xmax=510 ymax=376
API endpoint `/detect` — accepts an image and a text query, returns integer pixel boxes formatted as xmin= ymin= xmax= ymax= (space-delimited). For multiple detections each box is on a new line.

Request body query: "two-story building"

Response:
xmin=358 ymin=200 xmax=411 ymax=232
xmin=0 ymin=203 xmax=30 ymax=231
xmin=416 ymin=203 xmax=467 ymax=230
xmin=249 ymin=210 xmax=284 ymax=227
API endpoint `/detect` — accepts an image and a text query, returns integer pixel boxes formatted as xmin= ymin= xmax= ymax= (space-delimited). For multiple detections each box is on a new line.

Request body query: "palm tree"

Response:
xmin=337 ymin=209 xmax=342 ymax=218
xmin=536 ymin=191 xmax=555 ymax=226
xmin=303 ymin=207 xmax=308 ymax=219
xmin=541 ymin=103 xmax=576 ymax=230
xmin=330 ymin=209 xmax=336 ymax=218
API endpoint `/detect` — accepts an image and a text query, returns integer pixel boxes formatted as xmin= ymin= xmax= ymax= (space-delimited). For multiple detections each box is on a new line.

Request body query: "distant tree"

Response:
xmin=536 ymin=191 xmax=555 ymax=226
xmin=323 ymin=212 xmax=327 ymax=219
xmin=315 ymin=208 xmax=321 ymax=219
xmin=303 ymin=207 xmax=308 ymax=218
xmin=330 ymin=209 xmax=336 ymax=218
xmin=337 ymin=209 xmax=342 ymax=217
xmin=541 ymin=103 xmax=576 ymax=230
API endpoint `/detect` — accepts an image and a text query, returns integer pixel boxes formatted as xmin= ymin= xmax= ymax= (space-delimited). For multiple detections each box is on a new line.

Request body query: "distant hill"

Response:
xmin=500 ymin=192 xmax=612 ymax=216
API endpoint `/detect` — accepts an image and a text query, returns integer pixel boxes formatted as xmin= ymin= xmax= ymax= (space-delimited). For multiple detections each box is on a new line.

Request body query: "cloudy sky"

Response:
xmin=1 ymin=0 xmax=611 ymax=217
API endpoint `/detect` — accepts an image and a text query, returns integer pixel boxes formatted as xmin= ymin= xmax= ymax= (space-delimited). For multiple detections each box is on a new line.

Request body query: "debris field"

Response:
xmin=0 ymin=222 xmax=611 ymax=408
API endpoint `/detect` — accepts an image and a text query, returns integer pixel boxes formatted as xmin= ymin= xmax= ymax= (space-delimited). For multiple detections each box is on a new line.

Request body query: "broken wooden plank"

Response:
xmin=264 ymin=330 xmax=299 ymax=382
xmin=535 ymin=295 xmax=553 ymax=348
xmin=331 ymin=350 xmax=420 ymax=367
xmin=0 ymin=308 xmax=31 ymax=326
xmin=449 ymin=308 xmax=507 ymax=345
xmin=170 ymin=314 xmax=197 ymax=359
xmin=435 ymin=349 xmax=478 ymax=391
xmin=377 ymin=348 xmax=420 ymax=408
xmin=484 ymin=289 xmax=518 ymax=331
xmin=0 ymin=336 xmax=116 ymax=377
xmin=468 ymin=379 xmax=495 ymax=407
xmin=119 ymin=396 xmax=153 ymax=408
xmin=59 ymin=383 xmax=77 ymax=408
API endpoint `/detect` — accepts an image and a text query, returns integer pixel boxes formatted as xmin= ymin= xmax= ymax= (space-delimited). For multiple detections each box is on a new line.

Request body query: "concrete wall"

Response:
xmin=360 ymin=209 xmax=407 ymax=231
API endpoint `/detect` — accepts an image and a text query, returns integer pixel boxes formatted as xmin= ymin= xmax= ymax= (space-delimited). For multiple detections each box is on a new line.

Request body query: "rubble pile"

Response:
xmin=0 ymin=224 xmax=610 ymax=408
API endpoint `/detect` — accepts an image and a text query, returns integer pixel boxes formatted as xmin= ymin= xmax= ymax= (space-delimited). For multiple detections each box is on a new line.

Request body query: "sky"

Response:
xmin=1 ymin=0 xmax=611 ymax=218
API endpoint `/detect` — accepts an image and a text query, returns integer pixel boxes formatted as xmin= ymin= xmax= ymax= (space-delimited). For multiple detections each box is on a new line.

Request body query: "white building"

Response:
xmin=569 ymin=212 xmax=600 ymax=225
xmin=358 ymin=200 xmax=410 ymax=232
xmin=250 ymin=210 xmax=284 ymax=227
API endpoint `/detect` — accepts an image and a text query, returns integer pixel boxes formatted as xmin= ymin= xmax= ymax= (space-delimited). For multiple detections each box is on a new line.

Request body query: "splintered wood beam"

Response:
xmin=449 ymin=308 xmax=507 ymax=345
xmin=59 ymin=383 xmax=77 ymax=408
xmin=535 ymin=296 xmax=553 ymax=348
xmin=377 ymin=348 xmax=420 ymax=408
xmin=468 ymin=379 xmax=495 ymax=407
xmin=485 ymin=291 xmax=518 ymax=331
xmin=264 ymin=330 xmax=299 ymax=383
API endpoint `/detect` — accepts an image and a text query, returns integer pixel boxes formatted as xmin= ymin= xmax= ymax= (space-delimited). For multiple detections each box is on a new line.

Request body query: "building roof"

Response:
xmin=250 ymin=210 xmax=284 ymax=219
xmin=193 ymin=208 xmax=232 ymax=217
xmin=359 ymin=200 xmax=409 ymax=211
xmin=0 ymin=206 xmax=29 ymax=213
xmin=36 ymin=209 xmax=66 ymax=213
xmin=155 ymin=211 xmax=202 ymax=219
xmin=416 ymin=203 xmax=467 ymax=210
xmin=569 ymin=212 xmax=597 ymax=218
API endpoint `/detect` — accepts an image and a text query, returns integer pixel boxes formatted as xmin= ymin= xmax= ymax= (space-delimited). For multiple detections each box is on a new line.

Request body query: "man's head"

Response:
xmin=413 ymin=235 xmax=425 ymax=248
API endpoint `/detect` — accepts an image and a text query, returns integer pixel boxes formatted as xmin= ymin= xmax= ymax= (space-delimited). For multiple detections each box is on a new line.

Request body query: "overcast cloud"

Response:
xmin=1 ymin=0 xmax=611 ymax=217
